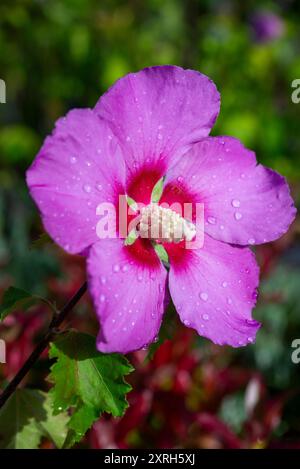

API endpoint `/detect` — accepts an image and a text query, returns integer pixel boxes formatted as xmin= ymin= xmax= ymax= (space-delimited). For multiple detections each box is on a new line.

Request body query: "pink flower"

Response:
xmin=26 ymin=66 xmax=296 ymax=353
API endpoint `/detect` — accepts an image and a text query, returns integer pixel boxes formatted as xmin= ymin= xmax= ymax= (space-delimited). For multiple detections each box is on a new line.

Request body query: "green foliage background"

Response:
xmin=0 ymin=0 xmax=300 ymax=449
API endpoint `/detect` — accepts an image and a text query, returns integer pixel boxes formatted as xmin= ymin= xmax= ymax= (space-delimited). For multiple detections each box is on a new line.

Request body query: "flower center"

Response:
xmin=138 ymin=203 xmax=196 ymax=243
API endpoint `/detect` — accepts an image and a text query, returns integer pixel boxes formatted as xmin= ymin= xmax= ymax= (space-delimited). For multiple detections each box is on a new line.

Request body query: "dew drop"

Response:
xmin=96 ymin=182 xmax=103 ymax=191
xmin=222 ymin=281 xmax=228 ymax=288
xmin=83 ymin=184 xmax=92 ymax=193
xmin=200 ymin=292 xmax=208 ymax=302
xmin=183 ymin=319 xmax=191 ymax=326
xmin=100 ymin=294 xmax=106 ymax=303
xmin=100 ymin=276 xmax=106 ymax=285
xmin=122 ymin=264 xmax=129 ymax=272
xmin=227 ymin=297 xmax=232 ymax=305
xmin=231 ymin=199 xmax=240 ymax=208
xmin=248 ymin=238 xmax=255 ymax=245
xmin=70 ymin=156 xmax=77 ymax=164
xmin=113 ymin=264 xmax=120 ymax=273
xmin=202 ymin=314 xmax=209 ymax=321
xmin=207 ymin=216 xmax=216 ymax=225
xmin=234 ymin=212 xmax=242 ymax=220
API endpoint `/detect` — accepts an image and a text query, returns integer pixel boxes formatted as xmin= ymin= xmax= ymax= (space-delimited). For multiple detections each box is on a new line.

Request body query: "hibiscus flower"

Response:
xmin=26 ymin=66 xmax=296 ymax=353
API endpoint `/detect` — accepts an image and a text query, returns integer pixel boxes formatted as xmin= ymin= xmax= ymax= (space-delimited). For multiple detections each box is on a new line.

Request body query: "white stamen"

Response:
xmin=138 ymin=203 xmax=196 ymax=243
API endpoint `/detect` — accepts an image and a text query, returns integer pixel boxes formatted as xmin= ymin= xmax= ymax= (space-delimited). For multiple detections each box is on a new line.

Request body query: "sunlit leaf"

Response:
xmin=48 ymin=331 xmax=134 ymax=447
xmin=0 ymin=389 xmax=68 ymax=449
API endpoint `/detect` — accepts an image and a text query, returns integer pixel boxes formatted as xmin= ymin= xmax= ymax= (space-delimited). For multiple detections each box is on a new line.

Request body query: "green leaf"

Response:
xmin=0 ymin=287 xmax=32 ymax=322
xmin=0 ymin=286 xmax=56 ymax=322
xmin=151 ymin=177 xmax=164 ymax=203
xmin=48 ymin=331 xmax=134 ymax=447
xmin=0 ymin=389 xmax=68 ymax=449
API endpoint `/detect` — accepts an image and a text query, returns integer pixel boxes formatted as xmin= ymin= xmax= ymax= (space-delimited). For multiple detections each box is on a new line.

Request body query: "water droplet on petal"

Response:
xmin=96 ymin=182 xmax=103 ymax=191
xmin=234 ymin=212 xmax=242 ymax=220
xmin=227 ymin=297 xmax=232 ymax=305
xmin=200 ymin=292 xmax=208 ymax=302
xmin=122 ymin=264 xmax=128 ymax=272
xmin=231 ymin=199 xmax=240 ymax=208
xmin=70 ymin=156 xmax=77 ymax=164
xmin=100 ymin=294 xmax=106 ymax=303
xmin=183 ymin=319 xmax=190 ymax=326
xmin=248 ymin=238 xmax=255 ymax=245
xmin=207 ymin=216 xmax=216 ymax=225
xmin=100 ymin=276 xmax=106 ymax=285
xmin=83 ymin=184 xmax=92 ymax=193
xmin=202 ymin=314 xmax=209 ymax=321
xmin=222 ymin=281 xmax=228 ymax=288
xmin=113 ymin=264 xmax=120 ymax=273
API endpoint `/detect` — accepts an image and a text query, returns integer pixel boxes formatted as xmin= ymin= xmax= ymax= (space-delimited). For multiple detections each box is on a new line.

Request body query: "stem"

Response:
xmin=0 ymin=281 xmax=87 ymax=410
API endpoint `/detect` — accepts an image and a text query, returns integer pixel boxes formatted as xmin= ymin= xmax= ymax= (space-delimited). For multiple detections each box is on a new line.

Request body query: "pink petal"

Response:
xmin=87 ymin=239 xmax=168 ymax=353
xmin=167 ymin=235 xmax=261 ymax=347
xmin=95 ymin=65 xmax=220 ymax=200
xmin=26 ymin=109 xmax=125 ymax=254
xmin=164 ymin=136 xmax=296 ymax=245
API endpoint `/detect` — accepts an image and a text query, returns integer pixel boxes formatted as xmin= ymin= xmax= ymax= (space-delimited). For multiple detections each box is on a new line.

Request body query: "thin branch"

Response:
xmin=0 ymin=281 xmax=88 ymax=410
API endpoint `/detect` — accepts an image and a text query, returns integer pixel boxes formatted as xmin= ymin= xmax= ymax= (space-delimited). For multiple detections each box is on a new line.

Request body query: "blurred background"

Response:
xmin=1 ymin=0 xmax=300 ymax=449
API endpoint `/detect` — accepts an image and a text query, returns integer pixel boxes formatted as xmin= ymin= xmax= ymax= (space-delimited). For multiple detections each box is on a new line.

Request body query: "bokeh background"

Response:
xmin=1 ymin=0 xmax=300 ymax=449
